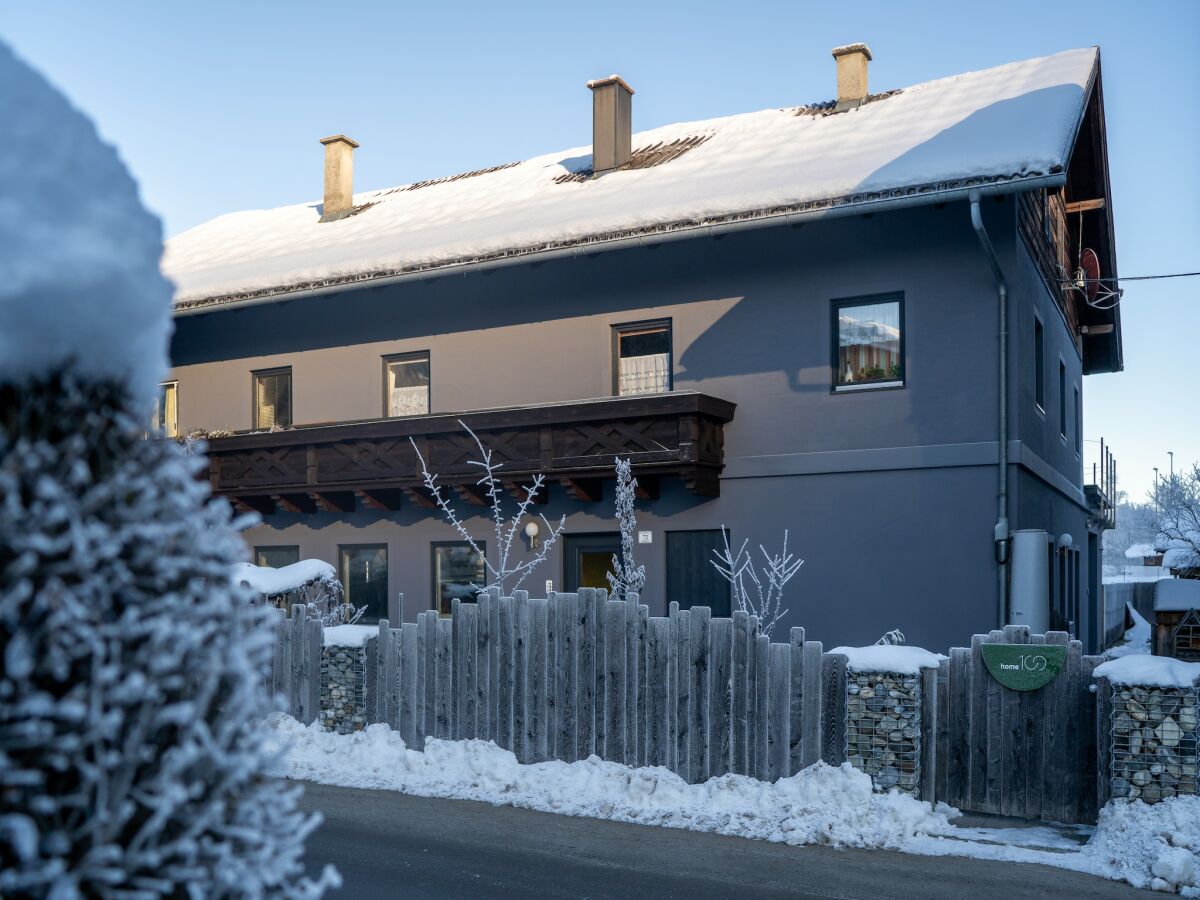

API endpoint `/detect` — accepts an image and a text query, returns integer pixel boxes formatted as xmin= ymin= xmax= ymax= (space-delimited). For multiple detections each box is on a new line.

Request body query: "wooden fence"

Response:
xmin=348 ymin=588 xmax=850 ymax=785
xmin=267 ymin=598 xmax=1111 ymax=822
xmin=934 ymin=626 xmax=1103 ymax=824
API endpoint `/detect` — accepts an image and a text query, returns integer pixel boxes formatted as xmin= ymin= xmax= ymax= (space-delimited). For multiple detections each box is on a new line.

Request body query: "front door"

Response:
xmin=666 ymin=529 xmax=731 ymax=616
xmin=563 ymin=532 xmax=621 ymax=592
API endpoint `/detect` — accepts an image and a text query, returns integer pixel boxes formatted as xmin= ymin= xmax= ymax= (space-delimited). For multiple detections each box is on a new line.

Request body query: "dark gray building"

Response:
xmin=161 ymin=45 xmax=1123 ymax=652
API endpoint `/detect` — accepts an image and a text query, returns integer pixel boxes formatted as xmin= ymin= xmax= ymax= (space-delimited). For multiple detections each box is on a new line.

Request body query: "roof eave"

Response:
xmin=172 ymin=171 xmax=1067 ymax=317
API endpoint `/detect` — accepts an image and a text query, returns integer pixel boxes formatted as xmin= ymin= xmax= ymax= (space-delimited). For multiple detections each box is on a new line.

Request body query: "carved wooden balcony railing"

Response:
xmin=205 ymin=392 xmax=736 ymax=516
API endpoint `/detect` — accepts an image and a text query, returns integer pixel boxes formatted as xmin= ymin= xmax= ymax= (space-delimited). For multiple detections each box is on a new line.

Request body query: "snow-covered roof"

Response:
xmin=1125 ymin=543 xmax=1158 ymax=560
xmin=233 ymin=559 xmax=337 ymax=596
xmin=164 ymin=48 xmax=1097 ymax=311
xmin=1162 ymin=549 xmax=1200 ymax=572
xmin=1155 ymin=578 xmax=1200 ymax=612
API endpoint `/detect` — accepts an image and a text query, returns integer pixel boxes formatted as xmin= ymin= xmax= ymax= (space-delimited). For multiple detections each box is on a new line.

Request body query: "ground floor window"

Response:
xmin=339 ymin=544 xmax=388 ymax=620
xmin=254 ymin=545 xmax=300 ymax=569
xmin=833 ymin=295 xmax=903 ymax=391
xmin=563 ymin=532 xmax=621 ymax=592
xmin=666 ymin=529 xmax=731 ymax=617
xmin=432 ymin=541 xmax=486 ymax=615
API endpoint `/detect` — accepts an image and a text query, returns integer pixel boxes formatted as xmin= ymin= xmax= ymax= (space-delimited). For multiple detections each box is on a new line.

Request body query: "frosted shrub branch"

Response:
xmin=711 ymin=525 xmax=804 ymax=637
xmin=607 ymin=457 xmax=646 ymax=602
xmin=1152 ymin=463 xmax=1200 ymax=567
xmin=412 ymin=421 xmax=565 ymax=595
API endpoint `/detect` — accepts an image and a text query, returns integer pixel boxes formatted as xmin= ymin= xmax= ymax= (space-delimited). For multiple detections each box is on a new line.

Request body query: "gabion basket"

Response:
xmin=1110 ymin=685 xmax=1198 ymax=802
xmin=845 ymin=672 xmax=921 ymax=795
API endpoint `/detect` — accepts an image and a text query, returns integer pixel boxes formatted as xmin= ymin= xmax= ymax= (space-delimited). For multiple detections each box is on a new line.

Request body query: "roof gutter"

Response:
xmin=173 ymin=173 xmax=1066 ymax=317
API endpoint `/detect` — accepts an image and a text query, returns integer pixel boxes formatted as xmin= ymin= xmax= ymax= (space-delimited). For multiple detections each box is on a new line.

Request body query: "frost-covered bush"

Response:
xmin=0 ymin=40 xmax=331 ymax=898
xmin=0 ymin=377 xmax=333 ymax=897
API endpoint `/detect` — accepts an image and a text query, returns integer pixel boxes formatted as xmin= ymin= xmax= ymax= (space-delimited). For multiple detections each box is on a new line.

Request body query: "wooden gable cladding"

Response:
xmin=207 ymin=392 xmax=736 ymax=516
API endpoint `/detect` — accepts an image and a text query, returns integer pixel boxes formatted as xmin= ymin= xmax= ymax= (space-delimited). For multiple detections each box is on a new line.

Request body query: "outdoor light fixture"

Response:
xmin=524 ymin=520 xmax=540 ymax=550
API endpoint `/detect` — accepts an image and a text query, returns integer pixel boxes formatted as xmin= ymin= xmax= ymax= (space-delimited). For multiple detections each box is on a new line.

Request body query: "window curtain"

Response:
xmin=618 ymin=353 xmax=670 ymax=396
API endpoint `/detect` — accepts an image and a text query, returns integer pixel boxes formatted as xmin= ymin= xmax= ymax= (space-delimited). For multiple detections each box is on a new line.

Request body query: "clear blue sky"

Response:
xmin=3 ymin=1 xmax=1197 ymax=499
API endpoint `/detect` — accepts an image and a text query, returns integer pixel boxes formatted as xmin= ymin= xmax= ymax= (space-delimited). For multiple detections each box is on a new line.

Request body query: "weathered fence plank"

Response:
xmin=647 ymin=616 xmax=668 ymax=768
xmin=709 ymin=615 xmax=733 ymax=779
xmin=746 ymin=616 xmax=759 ymax=779
xmin=594 ymin=589 xmax=608 ymax=759
xmin=384 ymin=622 xmax=399 ymax=730
xmin=732 ymin=612 xmax=751 ymax=776
xmin=605 ymin=599 xmax=626 ymax=764
xmin=476 ymin=592 xmax=491 ymax=742
xmin=273 ymin=612 xmax=290 ymax=711
xmin=488 ymin=588 xmax=501 ymax=744
xmin=821 ymin=652 xmax=847 ymax=766
xmin=459 ymin=603 xmax=478 ymax=739
xmin=546 ymin=591 xmax=560 ymax=757
xmin=625 ymin=596 xmax=639 ymax=767
xmin=1000 ymin=625 xmax=1028 ymax=817
xmin=557 ymin=593 xmax=576 ymax=762
xmin=688 ymin=606 xmax=711 ymax=783
xmin=754 ymin=633 xmax=770 ymax=779
xmin=637 ymin=603 xmax=649 ymax=767
xmin=497 ymin=595 xmax=515 ymax=751
xmin=513 ymin=591 xmax=529 ymax=762
xmin=400 ymin=622 xmax=418 ymax=747
xmin=1095 ymin=674 xmax=1112 ymax=815
xmin=801 ymin=640 xmax=823 ymax=768
xmin=920 ymin=664 xmax=938 ymax=803
xmin=422 ymin=610 xmax=436 ymax=744
xmin=528 ymin=597 xmax=549 ymax=761
xmin=435 ymin=616 xmax=453 ymax=740
xmin=670 ymin=604 xmax=689 ymax=777
xmin=577 ymin=589 xmax=595 ymax=761
xmin=787 ymin=626 xmax=805 ymax=778
xmin=768 ymin=642 xmax=789 ymax=782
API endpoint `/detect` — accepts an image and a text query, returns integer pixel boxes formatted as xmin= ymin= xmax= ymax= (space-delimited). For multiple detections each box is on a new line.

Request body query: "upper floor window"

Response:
xmin=253 ymin=367 xmax=292 ymax=430
xmin=384 ymin=352 xmax=430 ymax=417
xmin=1074 ymin=386 xmax=1082 ymax=455
xmin=1034 ymin=318 xmax=1045 ymax=411
xmin=614 ymin=321 xmax=672 ymax=396
xmin=833 ymin=296 xmax=903 ymax=391
xmin=1059 ymin=360 xmax=1067 ymax=439
xmin=150 ymin=381 xmax=178 ymax=438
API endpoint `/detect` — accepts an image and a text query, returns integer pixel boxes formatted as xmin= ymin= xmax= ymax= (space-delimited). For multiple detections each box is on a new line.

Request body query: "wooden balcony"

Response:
xmin=205 ymin=391 xmax=736 ymax=516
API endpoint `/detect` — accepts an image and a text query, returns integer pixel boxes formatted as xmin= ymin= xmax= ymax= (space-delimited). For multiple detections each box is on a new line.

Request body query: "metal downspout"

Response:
xmin=970 ymin=191 xmax=1009 ymax=629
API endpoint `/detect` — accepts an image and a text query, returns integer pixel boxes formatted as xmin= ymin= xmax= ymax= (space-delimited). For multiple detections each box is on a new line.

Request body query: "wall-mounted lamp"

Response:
xmin=524 ymin=520 xmax=540 ymax=550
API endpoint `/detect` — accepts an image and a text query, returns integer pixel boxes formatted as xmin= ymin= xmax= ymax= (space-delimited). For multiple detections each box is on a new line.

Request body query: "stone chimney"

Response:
xmin=831 ymin=44 xmax=872 ymax=110
xmin=319 ymin=134 xmax=359 ymax=222
xmin=587 ymin=75 xmax=634 ymax=175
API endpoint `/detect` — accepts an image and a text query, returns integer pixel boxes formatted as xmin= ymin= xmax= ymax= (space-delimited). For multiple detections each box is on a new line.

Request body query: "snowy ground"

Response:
xmin=268 ymin=715 xmax=1200 ymax=894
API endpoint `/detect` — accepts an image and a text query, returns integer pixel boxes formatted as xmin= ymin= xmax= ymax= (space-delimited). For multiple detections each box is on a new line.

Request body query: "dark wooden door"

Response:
xmin=563 ymin=533 xmax=621 ymax=592
xmin=666 ymin=529 xmax=730 ymax=616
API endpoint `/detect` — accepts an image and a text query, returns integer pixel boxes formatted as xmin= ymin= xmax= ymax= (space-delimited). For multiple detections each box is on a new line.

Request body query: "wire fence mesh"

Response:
xmin=845 ymin=671 xmax=921 ymax=794
xmin=1110 ymin=684 xmax=1199 ymax=802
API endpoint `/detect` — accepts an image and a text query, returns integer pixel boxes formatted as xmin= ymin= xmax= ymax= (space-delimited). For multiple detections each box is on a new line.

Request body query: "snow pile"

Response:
xmin=1080 ymin=798 xmax=1200 ymax=894
xmin=1104 ymin=603 xmax=1152 ymax=658
xmin=829 ymin=644 xmax=947 ymax=674
xmin=323 ymin=624 xmax=377 ymax=648
xmin=0 ymin=42 xmax=171 ymax=408
xmin=1093 ymin=655 xmax=1200 ymax=688
xmin=165 ymin=48 xmax=1095 ymax=307
xmin=267 ymin=715 xmax=955 ymax=850
xmin=1158 ymin=578 xmax=1200 ymax=612
xmin=234 ymin=559 xmax=337 ymax=596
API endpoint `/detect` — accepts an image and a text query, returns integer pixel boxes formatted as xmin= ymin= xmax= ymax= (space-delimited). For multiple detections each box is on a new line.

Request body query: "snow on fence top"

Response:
xmin=233 ymin=559 xmax=337 ymax=597
xmin=322 ymin=624 xmax=377 ymax=648
xmin=1156 ymin=578 xmax=1200 ymax=612
xmin=829 ymin=645 xmax=946 ymax=675
xmin=164 ymin=48 xmax=1096 ymax=310
xmin=0 ymin=42 xmax=172 ymax=405
xmin=1093 ymin=655 xmax=1200 ymax=689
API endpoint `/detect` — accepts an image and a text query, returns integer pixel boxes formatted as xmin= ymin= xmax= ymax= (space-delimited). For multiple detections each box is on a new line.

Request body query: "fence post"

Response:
xmin=821 ymin=652 xmax=847 ymax=765
xmin=709 ymin=615 xmax=733 ymax=779
xmin=688 ymin=606 xmax=711 ymax=783
xmin=1095 ymin=675 xmax=1112 ymax=813
xmin=801 ymin=640 xmax=824 ymax=768
xmin=305 ymin=615 xmax=322 ymax=728
xmin=920 ymin=664 xmax=938 ymax=803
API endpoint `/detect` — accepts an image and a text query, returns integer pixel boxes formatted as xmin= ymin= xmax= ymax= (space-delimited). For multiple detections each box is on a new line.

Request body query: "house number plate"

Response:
xmin=981 ymin=644 xmax=1067 ymax=691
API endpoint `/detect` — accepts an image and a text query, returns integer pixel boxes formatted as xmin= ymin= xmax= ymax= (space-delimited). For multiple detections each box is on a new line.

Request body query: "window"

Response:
xmin=1034 ymin=318 xmax=1045 ymax=411
xmin=255 ymin=545 xmax=300 ymax=569
xmin=832 ymin=296 xmax=903 ymax=391
xmin=339 ymin=544 xmax=388 ymax=621
xmin=1059 ymin=360 xmax=1067 ymax=438
xmin=150 ymin=381 xmax=178 ymax=437
xmin=384 ymin=352 xmax=430 ymax=417
xmin=613 ymin=321 xmax=672 ymax=396
xmin=253 ymin=367 xmax=292 ymax=430
xmin=431 ymin=541 xmax=486 ymax=616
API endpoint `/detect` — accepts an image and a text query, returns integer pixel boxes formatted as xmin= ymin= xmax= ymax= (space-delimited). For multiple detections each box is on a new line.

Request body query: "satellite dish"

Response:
xmin=1078 ymin=248 xmax=1101 ymax=302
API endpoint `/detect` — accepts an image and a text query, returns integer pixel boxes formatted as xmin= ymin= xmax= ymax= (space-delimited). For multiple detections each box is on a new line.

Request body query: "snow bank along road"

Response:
xmin=297 ymin=782 xmax=1144 ymax=899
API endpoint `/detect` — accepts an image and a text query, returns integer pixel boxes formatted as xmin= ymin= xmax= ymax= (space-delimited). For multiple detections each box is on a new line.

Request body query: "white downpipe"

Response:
xmin=970 ymin=192 xmax=1009 ymax=630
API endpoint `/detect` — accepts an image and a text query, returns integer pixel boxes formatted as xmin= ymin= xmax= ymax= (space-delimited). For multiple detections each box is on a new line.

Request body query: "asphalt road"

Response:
xmin=297 ymin=781 xmax=1146 ymax=899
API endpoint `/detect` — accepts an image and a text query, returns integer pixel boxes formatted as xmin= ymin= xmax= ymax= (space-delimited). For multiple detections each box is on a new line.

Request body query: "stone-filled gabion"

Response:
xmin=1110 ymin=685 xmax=1198 ymax=802
xmin=320 ymin=644 xmax=367 ymax=735
xmin=846 ymin=672 xmax=921 ymax=794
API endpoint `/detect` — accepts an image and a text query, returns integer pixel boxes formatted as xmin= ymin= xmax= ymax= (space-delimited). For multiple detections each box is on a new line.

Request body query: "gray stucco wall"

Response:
xmin=170 ymin=197 xmax=1098 ymax=652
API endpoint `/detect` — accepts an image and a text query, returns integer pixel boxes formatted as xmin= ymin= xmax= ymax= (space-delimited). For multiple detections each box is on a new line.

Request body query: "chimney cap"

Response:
xmin=831 ymin=43 xmax=873 ymax=61
xmin=586 ymin=74 xmax=635 ymax=95
xmin=320 ymin=134 xmax=360 ymax=148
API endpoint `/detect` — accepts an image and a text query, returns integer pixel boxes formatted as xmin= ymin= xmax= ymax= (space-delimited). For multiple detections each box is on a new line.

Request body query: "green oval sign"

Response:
xmin=981 ymin=644 xmax=1067 ymax=691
